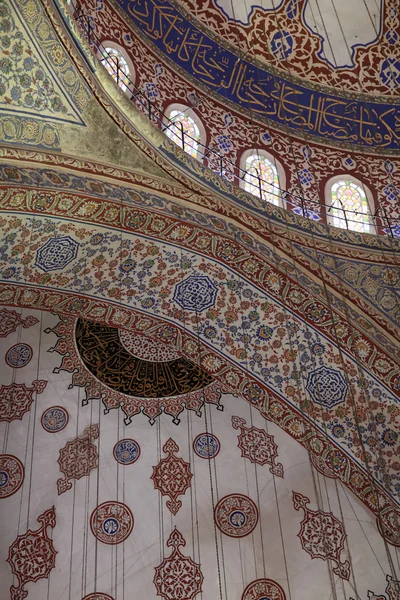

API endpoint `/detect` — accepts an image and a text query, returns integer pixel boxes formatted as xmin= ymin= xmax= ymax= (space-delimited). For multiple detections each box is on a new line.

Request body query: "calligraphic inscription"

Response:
xmin=293 ymin=491 xmax=350 ymax=580
xmin=119 ymin=0 xmax=400 ymax=149
xmin=214 ymin=493 xmax=258 ymax=538
xmin=41 ymin=406 xmax=69 ymax=433
xmin=113 ymin=439 xmax=140 ymax=465
xmin=151 ymin=438 xmax=192 ymax=515
xmin=6 ymin=343 xmax=33 ymax=368
xmin=232 ymin=416 xmax=283 ymax=476
xmin=57 ymin=424 xmax=99 ymax=495
xmin=76 ymin=319 xmax=214 ymax=398
xmin=193 ymin=433 xmax=220 ymax=459
xmin=0 ymin=454 xmax=24 ymax=499
xmin=7 ymin=507 xmax=57 ymax=600
xmin=242 ymin=578 xmax=286 ymax=600
xmin=154 ymin=528 xmax=203 ymax=600
xmin=90 ymin=501 xmax=134 ymax=545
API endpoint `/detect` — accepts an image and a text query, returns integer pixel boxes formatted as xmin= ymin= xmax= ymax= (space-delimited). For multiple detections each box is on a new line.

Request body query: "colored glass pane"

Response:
xmin=101 ymin=47 xmax=131 ymax=92
xmin=330 ymin=180 xmax=371 ymax=233
xmin=166 ymin=109 xmax=200 ymax=158
xmin=244 ymin=154 xmax=280 ymax=206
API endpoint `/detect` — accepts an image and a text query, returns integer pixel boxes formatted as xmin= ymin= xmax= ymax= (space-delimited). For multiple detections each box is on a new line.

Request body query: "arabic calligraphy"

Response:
xmin=75 ymin=319 xmax=214 ymax=398
xmin=118 ymin=0 xmax=400 ymax=148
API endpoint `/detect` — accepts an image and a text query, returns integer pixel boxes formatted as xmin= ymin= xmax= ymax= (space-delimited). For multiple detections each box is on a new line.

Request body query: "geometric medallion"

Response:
xmin=173 ymin=275 xmax=218 ymax=312
xmin=214 ymin=493 xmax=259 ymax=538
xmin=57 ymin=424 xmax=99 ymax=495
xmin=193 ymin=433 xmax=220 ymax=459
xmin=0 ymin=308 xmax=38 ymax=338
xmin=305 ymin=366 xmax=348 ymax=408
xmin=151 ymin=438 xmax=192 ymax=515
xmin=41 ymin=406 xmax=69 ymax=433
xmin=0 ymin=454 xmax=24 ymax=499
xmin=232 ymin=416 xmax=283 ymax=477
xmin=113 ymin=439 xmax=140 ymax=465
xmin=90 ymin=501 xmax=134 ymax=545
xmin=7 ymin=507 xmax=57 ymax=600
xmin=292 ymin=491 xmax=350 ymax=580
xmin=5 ymin=343 xmax=33 ymax=368
xmin=241 ymin=578 xmax=286 ymax=600
xmin=154 ymin=528 xmax=203 ymax=600
xmin=35 ymin=236 xmax=79 ymax=272
xmin=0 ymin=380 xmax=48 ymax=422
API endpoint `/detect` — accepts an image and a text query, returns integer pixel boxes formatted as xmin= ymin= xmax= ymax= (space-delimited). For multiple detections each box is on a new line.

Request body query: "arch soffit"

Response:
xmin=1 ymin=284 xmax=399 ymax=545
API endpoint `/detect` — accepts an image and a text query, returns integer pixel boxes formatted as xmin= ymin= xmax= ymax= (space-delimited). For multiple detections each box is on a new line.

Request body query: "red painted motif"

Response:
xmin=154 ymin=528 xmax=203 ymax=600
xmin=57 ymin=424 xmax=99 ymax=495
xmin=0 ymin=454 xmax=24 ymax=499
xmin=7 ymin=507 xmax=57 ymax=600
xmin=0 ymin=380 xmax=47 ymax=422
xmin=292 ymin=491 xmax=350 ymax=580
xmin=232 ymin=415 xmax=283 ymax=477
xmin=82 ymin=594 xmax=114 ymax=600
xmin=355 ymin=575 xmax=400 ymax=600
xmin=90 ymin=501 xmax=134 ymax=545
xmin=242 ymin=579 xmax=286 ymax=600
xmin=151 ymin=438 xmax=192 ymax=515
xmin=214 ymin=493 xmax=259 ymax=538
xmin=377 ymin=507 xmax=400 ymax=548
xmin=310 ymin=453 xmax=336 ymax=479
xmin=0 ymin=308 xmax=38 ymax=338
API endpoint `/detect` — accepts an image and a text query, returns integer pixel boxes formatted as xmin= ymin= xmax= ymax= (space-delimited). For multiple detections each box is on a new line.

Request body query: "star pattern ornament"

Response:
xmin=292 ymin=491 xmax=350 ymax=580
xmin=154 ymin=528 xmax=203 ymax=600
xmin=151 ymin=438 xmax=192 ymax=515
xmin=232 ymin=415 xmax=283 ymax=477
xmin=0 ymin=308 xmax=38 ymax=338
xmin=57 ymin=424 xmax=99 ymax=494
xmin=0 ymin=380 xmax=47 ymax=422
xmin=7 ymin=507 xmax=57 ymax=600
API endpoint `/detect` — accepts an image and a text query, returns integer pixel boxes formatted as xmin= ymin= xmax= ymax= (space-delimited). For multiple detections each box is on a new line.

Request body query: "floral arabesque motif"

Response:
xmin=0 ymin=308 xmax=38 ymax=337
xmin=151 ymin=438 xmax=192 ymax=515
xmin=173 ymin=274 xmax=218 ymax=312
xmin=154 ymin=528 xmax=203 ymax=600
xmin=293 ymin=491 xmax=350 ymax=580
xmin=354 ymin=574 xmax=400 ymax=600
xmin=57 ymin=424 xmax=99 ymax=494
xmin=241 ymin=578 xmax=286 ymax=600
xmin=232 ymin=415 xmax=283 ymax=477
xmin=7 ymin=507 xmax=57 ymax=600
xmin=0 ymin=380 xmax=47 ymax=422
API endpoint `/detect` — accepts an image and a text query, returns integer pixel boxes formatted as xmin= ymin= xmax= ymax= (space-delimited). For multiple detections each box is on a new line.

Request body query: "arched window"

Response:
xmin=242 ymin=151 xmax=283 ymax=206
xmin=327 ymin=177 xmax=374 ymax=234
xmin=99 ymin=43 xmax=133 ymax=93
xmin=165 ymin=105 xmax=204 ymax=159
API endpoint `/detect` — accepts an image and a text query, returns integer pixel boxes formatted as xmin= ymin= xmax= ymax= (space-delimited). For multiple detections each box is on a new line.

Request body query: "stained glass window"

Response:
xmin=100 ymin=47 xmax=131 ymax=93
xmin=165 ymin=109 xmax=201 ymax=158
xmin=330 ymin=180 xmax=372 ymax=233
xmin=244 ymin=154 xmax=281 ymax=206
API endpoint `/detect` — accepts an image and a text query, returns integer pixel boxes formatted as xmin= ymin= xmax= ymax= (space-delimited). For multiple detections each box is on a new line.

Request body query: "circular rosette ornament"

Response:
xmin=82 ymin=595 xmax=114 ymax=600
xmin=242 ymin=578 xmax=286 ymax=600
xmin=41 ymin=406 xmax=69 ymax=433
xmin=90 ymin=501 xmax=134 ymax=545
xmin=193 ymin=433 xmax=220 ymax=459
xmin=214 ymin=493 xmax=258 ymax=538
xmin=6 ymin=343 xmax=33 ymax=368
xmin=0 ymin=454 xmax=24 ymax=498
xmin=113 ymin=439 xmax=140 ymax=465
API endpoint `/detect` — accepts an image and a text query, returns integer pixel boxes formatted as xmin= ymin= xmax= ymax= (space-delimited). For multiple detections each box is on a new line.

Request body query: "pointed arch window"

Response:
xmin=327 ymin=178 xmax=374 ymax=234
xmin=100 ymin=44 xmax=132 ymax=93
xmin=242 ymin=151 xmax=283 ymax=206
xmin=165 ymin=105 xmax=204 ymax=159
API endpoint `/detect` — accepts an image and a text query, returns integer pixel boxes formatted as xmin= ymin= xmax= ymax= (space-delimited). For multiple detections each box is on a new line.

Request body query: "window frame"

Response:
xmin=164 ymin=103 xmax=206 ymax=160
xmin=325 ymin=175 xmax=375 ymax=234
xmin=98 ymin=40 xmax=135 ymax=94
xmin=240 ymin=149 xmax=286 ymax=208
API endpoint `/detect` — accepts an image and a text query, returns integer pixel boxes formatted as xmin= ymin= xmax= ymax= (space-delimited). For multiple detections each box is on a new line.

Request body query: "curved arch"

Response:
xmin=240 ymin=149 xmax=285 ymax=207
xmin=2 ymin=284 xmax=399 ymax=545
xmin=99 ymin=40 xmax=135 ymax=94
xmin=325 ymin=175 xmax=376 ymax=234
xmin=164 ymin=103 xmax=206 ymax=159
